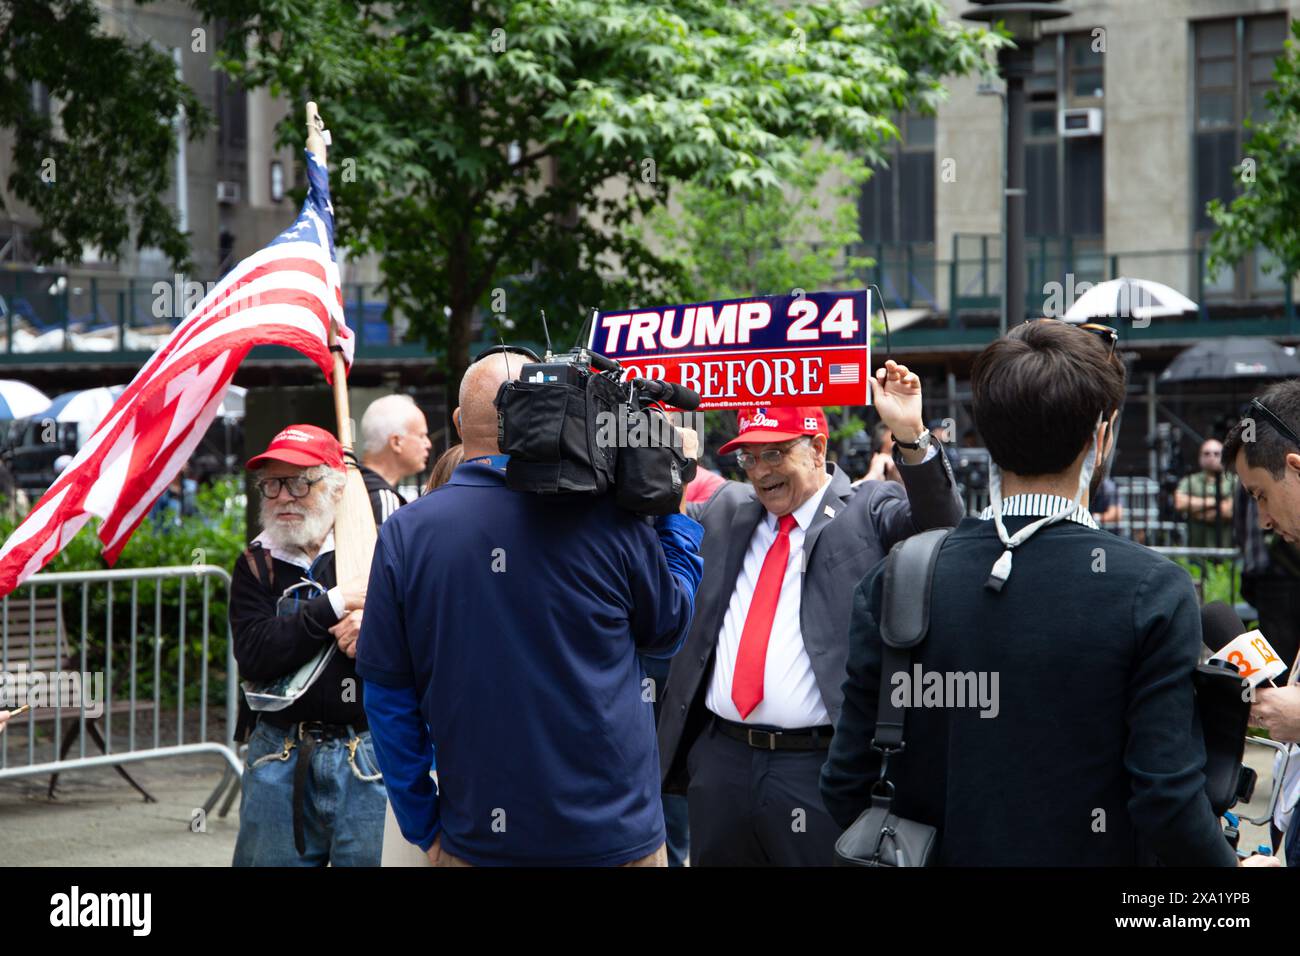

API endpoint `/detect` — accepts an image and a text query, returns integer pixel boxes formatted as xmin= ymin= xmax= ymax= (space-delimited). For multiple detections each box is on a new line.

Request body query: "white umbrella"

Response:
xmin=0 ymin=380 xmax=51 ymax=420
xmin=217 ymin=385 xmax=246 ymax=420
xmin=1063 ymin=276 xmax=1198 ymax=323
xmin=45 ymin=386 xmax=128 ymax=448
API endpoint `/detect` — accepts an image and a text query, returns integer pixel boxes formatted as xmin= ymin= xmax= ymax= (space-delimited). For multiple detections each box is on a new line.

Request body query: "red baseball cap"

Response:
xmin=719 ymin=406 xmax=828 ymax=455
xmin=246 ymin=424 xmax=344 ymax=471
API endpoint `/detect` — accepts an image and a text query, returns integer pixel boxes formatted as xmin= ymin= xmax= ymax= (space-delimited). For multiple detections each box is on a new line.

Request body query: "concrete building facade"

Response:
xmin=878 ymin=0 xmax=1298 ymax=350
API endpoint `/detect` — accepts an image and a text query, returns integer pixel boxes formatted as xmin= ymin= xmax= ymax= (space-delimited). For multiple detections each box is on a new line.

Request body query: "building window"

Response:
xmin=859 ymin=114 xmax=935 ymax=246
xmin=858 ymin=114 xmax=936 ymax=307
xmin=1025 ymin=31 xmax=1104 ymax=243
xmin=1193 ymin=13 xmax=1287 ymax=298
xmin=1067 ymin=33 xmax=1104 ymax=102
xmin=214 ymin=21 xmax=248 ymax=194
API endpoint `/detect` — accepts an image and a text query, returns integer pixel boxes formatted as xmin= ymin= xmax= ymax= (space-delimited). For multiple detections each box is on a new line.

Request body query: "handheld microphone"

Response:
xmin=1201 ymin=601 xmax=1247 ymax=654
xmin=1202 ymin=601 xmax=1287 ymax=687
xmin=631 ymin=378 xmax=702 ymax=411
xmin=1197 ymin=602 xmax=1256 ymax=816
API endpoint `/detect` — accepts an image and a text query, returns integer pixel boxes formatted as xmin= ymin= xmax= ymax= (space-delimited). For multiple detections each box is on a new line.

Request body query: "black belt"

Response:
xmin=260 ymin=717 xmax=366 ymax=737
xmin=713 ymin=716 xmax=834 ymax=751
xmin=257 ymin=718 xmax=367 ymax=855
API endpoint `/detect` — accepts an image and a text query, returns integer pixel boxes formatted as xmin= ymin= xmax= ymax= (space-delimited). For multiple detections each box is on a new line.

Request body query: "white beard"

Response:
xmin=260 ymin=495 xmax=336 ymax=555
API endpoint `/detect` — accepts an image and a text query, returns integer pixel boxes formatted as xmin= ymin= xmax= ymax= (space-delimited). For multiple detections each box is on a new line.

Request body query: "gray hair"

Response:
xmin=305 ymin=463 xmax=347 ymax=499
xmin=360 ymin=394 xmax=420 ymax=457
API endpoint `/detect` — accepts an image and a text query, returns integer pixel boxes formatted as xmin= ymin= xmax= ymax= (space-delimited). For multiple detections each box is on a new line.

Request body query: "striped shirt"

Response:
xmin=360 ymin=465 xmax=409 ymax=526
xmin=978 ymin=493 xmax=1099 ymax=530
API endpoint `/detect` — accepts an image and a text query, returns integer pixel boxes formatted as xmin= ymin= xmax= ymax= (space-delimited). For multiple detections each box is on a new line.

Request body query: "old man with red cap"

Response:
xmin=229 ymin=424 xmax=384 ymax=866
xmin=657 ymin=360 xmax=962 ymax=865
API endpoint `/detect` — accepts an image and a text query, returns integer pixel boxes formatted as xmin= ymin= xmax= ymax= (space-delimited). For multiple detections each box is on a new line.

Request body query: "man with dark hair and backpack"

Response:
xmin=821 ymin=320 xmax=1269 ymax=867
xmin=229 ymin=424 xmax=382 ymax=866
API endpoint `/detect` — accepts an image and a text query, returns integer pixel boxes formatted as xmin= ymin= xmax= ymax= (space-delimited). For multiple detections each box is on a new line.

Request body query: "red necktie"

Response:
xmin=731 ymin=513 xmax=798 ymax=719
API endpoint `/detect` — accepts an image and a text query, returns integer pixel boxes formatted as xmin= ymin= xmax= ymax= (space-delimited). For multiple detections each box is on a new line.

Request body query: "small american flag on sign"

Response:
xmin=828 ymin=363 xmax=859 ymax=384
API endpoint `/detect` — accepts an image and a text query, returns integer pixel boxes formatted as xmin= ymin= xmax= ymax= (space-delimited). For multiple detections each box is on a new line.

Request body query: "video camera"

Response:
xmin=494 ymin=346 xmax=701 ymax=516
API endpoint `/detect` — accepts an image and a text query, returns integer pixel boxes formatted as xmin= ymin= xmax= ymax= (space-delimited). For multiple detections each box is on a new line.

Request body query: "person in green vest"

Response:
xmin=1175 ymin=438 xmax=1236 ymax=548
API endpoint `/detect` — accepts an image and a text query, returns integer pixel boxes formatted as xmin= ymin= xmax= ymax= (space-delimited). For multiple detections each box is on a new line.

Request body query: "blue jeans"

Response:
xmin=663 ymin=793 xmax=690 ymax=867
xmin=233 ymin=720 xmax=387 ymax=867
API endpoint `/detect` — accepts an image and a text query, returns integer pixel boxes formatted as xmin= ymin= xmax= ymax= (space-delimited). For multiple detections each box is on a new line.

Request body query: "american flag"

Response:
xmin=828 ymin=363 xmax=859 ymax=384
xmin=0 ymin=150 xmax=353 ymax=596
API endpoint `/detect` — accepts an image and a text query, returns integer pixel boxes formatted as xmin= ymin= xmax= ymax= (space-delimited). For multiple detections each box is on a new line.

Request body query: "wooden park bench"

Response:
xmin=1 ymin=595 xmax=156 ymax=801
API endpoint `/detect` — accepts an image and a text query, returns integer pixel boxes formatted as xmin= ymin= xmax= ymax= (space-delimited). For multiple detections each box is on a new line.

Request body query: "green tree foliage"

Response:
xmin=0 ymin=0 xmax=210 ymax=267
xmin=0 ymin=479 xmax=246 ymax=707
xmin=638 ymin=145 xmax=875 ymax=462
xmin=1207 ymin=20 xmax=1300 ymax=284
xmin=637 ymin=145 xmax=872 ymax=303
xmin=0 ymin=477 xmax=246 ymax=575
xmin=193 ymin=0 xmax=1000 ymax=396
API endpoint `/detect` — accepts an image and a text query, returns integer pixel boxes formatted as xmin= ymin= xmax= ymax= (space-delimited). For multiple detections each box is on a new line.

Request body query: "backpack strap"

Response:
xmin=880 ymin=527 xmax=950 ymax=651
xmin=236 ymin=545 xmax=276 ymax=743
xmin=871 ymin=528 xmax=952 ymax=791
xmin=243 ymin=544 xmax=274 ymax=589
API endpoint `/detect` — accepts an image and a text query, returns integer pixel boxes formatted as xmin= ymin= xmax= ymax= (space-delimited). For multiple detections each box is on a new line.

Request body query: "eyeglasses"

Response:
xmin=257 ymin=476 xmax=323 ymax=499
xmin=1248 ymin=398 xmax=1300 ymax=449
xmin=474 ymin=344 xmax=541 ymax=363
xmin=736 ymin=437 xmax=810 ymax=470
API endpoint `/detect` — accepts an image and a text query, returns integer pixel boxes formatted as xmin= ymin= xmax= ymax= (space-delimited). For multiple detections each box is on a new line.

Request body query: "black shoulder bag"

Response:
xmin=833 ymin=528 xmax=950 ymax=867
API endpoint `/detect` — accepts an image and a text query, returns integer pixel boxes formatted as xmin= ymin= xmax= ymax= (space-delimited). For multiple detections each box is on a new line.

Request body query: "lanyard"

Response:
xmin=985 ymin=413 xmax=1103 ymax=593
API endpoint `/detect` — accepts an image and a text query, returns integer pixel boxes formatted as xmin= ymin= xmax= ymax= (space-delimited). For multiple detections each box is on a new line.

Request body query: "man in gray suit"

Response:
xmin=658 ymin=359 xmax=962 ymax=865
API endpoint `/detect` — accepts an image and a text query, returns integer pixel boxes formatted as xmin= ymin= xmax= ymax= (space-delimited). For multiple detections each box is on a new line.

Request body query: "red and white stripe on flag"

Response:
xmin=0 ymin=150 xmax=352 ymax=596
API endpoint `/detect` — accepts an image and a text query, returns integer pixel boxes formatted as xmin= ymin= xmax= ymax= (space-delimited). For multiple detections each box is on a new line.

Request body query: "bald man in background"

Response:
xmin=358 ymin=351 xmax=704 ymax=866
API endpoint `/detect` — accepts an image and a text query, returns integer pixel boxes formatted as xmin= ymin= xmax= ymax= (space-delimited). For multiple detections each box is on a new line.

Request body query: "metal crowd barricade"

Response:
xmin=1147 ymin=546 xmax=1244 ymax=618
xmin=0 ymin=565 xmax=241 ymax=818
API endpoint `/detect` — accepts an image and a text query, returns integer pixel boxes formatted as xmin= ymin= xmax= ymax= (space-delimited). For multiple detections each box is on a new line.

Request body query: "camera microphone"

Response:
xmin=1197 ymin=601 xmax=1256 ymax=817
xmin=630 ymin=379 xmax=702 ymax=411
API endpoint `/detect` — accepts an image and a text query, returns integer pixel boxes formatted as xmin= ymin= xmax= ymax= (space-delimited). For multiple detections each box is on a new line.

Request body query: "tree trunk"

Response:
xmin=444 ymin=223 xmax=474 ymax=438
xmin=445 ymin=299 xmax=474 ymax=436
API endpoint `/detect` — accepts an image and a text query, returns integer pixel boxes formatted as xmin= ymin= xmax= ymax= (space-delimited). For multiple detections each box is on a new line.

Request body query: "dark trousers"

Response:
xmin=663 ymin=794 xmax=690 ymax=867
xmin=686 ymin=718 xmax=841 ymax=866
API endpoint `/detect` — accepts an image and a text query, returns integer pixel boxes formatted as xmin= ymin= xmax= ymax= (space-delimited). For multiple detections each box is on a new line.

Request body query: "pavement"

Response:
xmin=0 ymin=729 xmax=1286 ymax=867
xmin=0 ymin=750 xmax=241 ymax=867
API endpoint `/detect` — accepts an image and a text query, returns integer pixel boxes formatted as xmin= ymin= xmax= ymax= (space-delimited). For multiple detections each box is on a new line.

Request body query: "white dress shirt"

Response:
xmin=706 ymin=476 xmax=833 ymax=728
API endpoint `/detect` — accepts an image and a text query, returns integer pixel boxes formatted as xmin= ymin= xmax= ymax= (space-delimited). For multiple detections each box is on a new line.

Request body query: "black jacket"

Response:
xmin=361 ymin=465 xmax=408 ymax=526
xmin=230 ymin=541 xmax=366 ymax=731
xmin=819 ymin=516 xmax=1239 ymax=867
xmin=658 ymin=450 xmax=962 ymax=792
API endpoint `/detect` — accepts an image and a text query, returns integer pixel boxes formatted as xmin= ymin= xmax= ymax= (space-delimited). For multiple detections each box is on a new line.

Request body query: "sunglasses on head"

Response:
xmin=1075 ymin=321 xmax=1119 ymax=357
xmin=1248 ymin=397 xmax=1300 ymax=449
xmin=1033 ymin=318 xmax=1118 ymax=357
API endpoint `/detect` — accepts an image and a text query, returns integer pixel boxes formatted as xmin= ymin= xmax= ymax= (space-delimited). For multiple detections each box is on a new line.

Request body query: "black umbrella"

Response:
xmin=1158 ymin=336 xmax=1300 ymax=384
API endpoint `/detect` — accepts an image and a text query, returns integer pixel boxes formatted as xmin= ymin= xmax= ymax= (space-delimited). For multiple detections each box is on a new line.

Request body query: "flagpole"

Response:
xmin=305 ymin=101 xmax=377 ymax=591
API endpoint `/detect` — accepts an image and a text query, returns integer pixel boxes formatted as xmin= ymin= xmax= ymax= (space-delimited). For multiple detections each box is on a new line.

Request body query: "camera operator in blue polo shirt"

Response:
xmin=357 ymin=350 xmax=704 ymax=866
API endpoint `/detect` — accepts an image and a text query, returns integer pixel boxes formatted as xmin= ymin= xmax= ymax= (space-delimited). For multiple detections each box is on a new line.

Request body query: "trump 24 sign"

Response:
xmin=589 ymin=289 xmax=871 ymax=409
